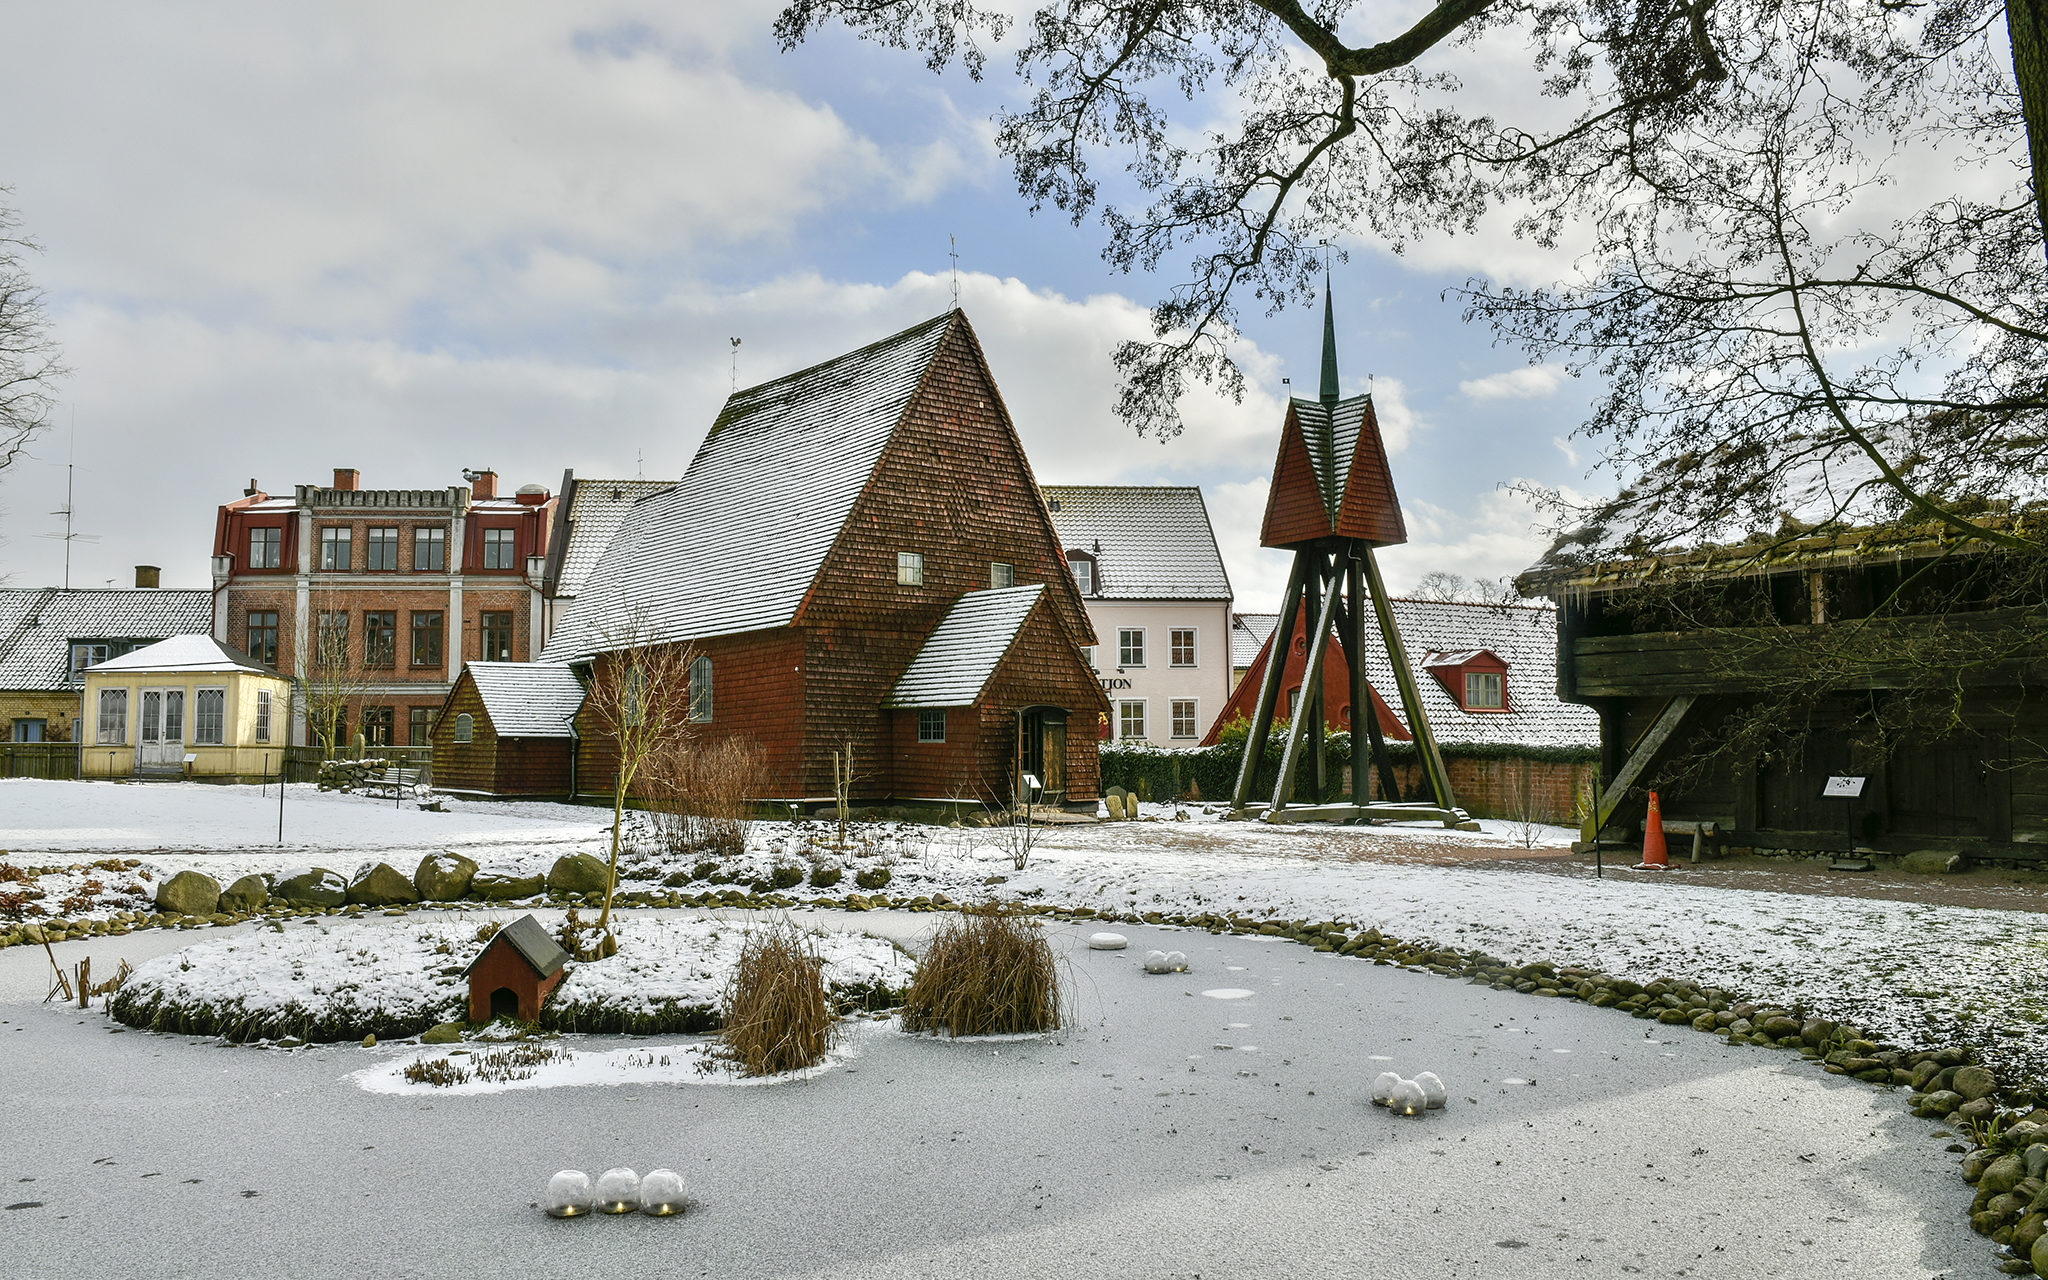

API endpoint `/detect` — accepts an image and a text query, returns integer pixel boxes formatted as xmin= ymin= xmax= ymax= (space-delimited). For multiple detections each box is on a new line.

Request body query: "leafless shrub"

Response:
xmin=649 ymin=736 xmax=769 ymax=860
xmin=716 ymin=920 xmax=834 ymax=1076
xmin=901 ymin=906 xmax=1062 ymax=1037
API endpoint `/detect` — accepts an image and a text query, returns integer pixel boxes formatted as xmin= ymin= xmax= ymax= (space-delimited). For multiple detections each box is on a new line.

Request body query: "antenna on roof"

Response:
xmin=33 ymin=409 xmax=98 ymax=591
xmin=636 ymin=449 xmax=644 ymax=480
xmin=949 ymin=234 xmax=961 ymax=310
xmin=729 ymin=337 xmax=742 ymax=392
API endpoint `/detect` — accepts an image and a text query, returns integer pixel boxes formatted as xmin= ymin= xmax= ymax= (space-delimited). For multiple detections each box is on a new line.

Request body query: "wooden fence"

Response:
xmin=0 ymin=742 xmax=80 ymax=781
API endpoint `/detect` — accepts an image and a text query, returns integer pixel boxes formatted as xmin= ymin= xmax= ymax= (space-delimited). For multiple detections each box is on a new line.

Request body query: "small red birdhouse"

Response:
xmin=464 ymin=914 xmax=571 ymax=1023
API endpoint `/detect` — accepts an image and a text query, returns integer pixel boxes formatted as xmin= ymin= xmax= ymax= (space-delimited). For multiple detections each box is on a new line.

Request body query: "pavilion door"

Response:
xmin=139 ymin=687 xmax=185 ymax=767
xmin=1019 ymin=708 xmax=1067 ymax=806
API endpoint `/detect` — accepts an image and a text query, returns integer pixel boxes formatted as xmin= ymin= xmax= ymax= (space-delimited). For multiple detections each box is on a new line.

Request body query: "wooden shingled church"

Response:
xmin=532 ymin=310 xmax=1109 ymax=808
xmin=1231 ymin=290 xmax=1475 ymax=829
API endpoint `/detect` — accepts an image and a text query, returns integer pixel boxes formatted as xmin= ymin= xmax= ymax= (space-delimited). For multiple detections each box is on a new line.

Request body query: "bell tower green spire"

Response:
xmin=1318 ymin=278 xmax=1340 ymax=405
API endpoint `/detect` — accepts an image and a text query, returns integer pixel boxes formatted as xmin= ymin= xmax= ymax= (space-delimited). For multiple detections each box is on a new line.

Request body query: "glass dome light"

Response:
xmin=1414 ymin=1071 xmax=1447 ymax=1109
xmin=1165 ymin=950 xmax=1187 ymax=972
xmin=1389 ymin=1078 xmax=1427 ymax=1116
xmin=639 ymin=1168 xmax=688 ymax=1216
xmin=594 ymin=1167 xmax=641 ymax=1214
xmin=1143 ymin=950 xmax=1173 ymax=974
xmin=1369 ymin=1071 xmax=1401 ymax=1107
xmin=545 ymin=1169 xmax=593 ymax=1218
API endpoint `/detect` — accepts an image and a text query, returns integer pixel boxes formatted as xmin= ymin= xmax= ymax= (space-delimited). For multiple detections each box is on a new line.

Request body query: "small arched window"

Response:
xmin=689 ymin=656 xmax=713 ymax=723
xmin=453 ymin=713 xmax=474 ymax=743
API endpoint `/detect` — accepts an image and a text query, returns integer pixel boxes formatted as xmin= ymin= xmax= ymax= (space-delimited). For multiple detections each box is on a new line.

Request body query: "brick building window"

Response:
xmin=246 ymin=612 xmax=279 ymax=667
xmin=480 ymin=611 xmax=514 ymax=661
xmin=248 ymin=527 xmax=281 ymax=569
xmin=990 ymin=562 xmax=1015 ymax=588
xmin=361 ymin=706 xmax=394 ymax=746
xmin=1118 ymin=700 xmax=1146 ymax=739
xmin=1170 ymin=628 xmax=1197 ymax=667
xmin=318 ymin=526 xmax=351 ymax=571
xmin=897 ymin=551 xmax=924 ymax=586
xmin=918 ymin=709 xmax=946 ymax=743
xmin=367 ymin=527 xmax=400 ymax=571
xmin=408 ymin=707 xmax=431 ymax=746
xmin=689 ymin=656 xmax=714 ymax=723
xmin=364 ymin=612 xmax=397 ymax=668
xmin=315 ymin=612 xmax=349 ymax=667
xmin=96 ymin=688 xmax=128 ymax=744
xmin=1171 ymin=699 xmax=1199 ymax=739
xmin=194 ymin=688 xmax=227 ymax=745
xmin=256 ymin=691 xmax=272 ymax=743
xmin=1118 ymin=628 xmax=1145 ymax=667
xmin=482 ymin=527 xmax=516 ymax=570
xmin=411 ymin=611 xmax=444 ymax=668
xmin=413 ymin=526 xmax=446 ymax=572
xmin=1464 ymin=671 xmax=1506 ymax=710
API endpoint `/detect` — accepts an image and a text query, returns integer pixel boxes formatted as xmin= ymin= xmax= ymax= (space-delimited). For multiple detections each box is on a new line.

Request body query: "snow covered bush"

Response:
xmin=715 ymin=919 xmax=833 ymax=1076
xmin=901 ymin=907 xmax=1062 ymax=1037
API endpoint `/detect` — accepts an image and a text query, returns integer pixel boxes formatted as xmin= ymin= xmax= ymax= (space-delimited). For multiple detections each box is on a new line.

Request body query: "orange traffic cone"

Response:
xmin=1636 ymin=791 xmax=1669 ymax=870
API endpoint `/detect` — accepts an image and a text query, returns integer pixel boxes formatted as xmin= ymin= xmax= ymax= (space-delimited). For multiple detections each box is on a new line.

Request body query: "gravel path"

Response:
xmin=0 ymin=920 xmax=1985 ymax=1279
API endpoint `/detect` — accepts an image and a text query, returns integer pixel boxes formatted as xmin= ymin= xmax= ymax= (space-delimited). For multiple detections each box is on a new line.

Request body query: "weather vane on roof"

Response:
xmin=949 ymin=234 xmax=961 ymax=310
xmin=729 ymin=337 xmax=741 ymax=392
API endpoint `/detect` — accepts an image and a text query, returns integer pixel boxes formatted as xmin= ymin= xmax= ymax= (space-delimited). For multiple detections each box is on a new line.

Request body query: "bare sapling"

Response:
xmin=582 ymin=623 xmax=699 ymax=935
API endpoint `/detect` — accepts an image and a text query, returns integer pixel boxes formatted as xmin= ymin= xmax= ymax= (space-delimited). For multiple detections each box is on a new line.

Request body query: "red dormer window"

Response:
xmin=1423 ymin=649 xmax=1512 ymax=713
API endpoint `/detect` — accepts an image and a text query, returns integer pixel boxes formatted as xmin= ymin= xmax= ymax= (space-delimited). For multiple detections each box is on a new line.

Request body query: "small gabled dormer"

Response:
xmin=1064 ymin=548 xmax=1099 ymax=597
xmin=1423 ymin=649 xmax=1512 ymax=713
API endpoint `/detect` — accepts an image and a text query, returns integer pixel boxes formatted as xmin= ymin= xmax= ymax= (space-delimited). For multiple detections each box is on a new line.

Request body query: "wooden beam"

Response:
xmin=1231 ymin=550 xmax=1307 ymax=810
xmin=1592 ymin=694 xmax=1696 ymax=837
xmin=1268 ymin=566 xmax=1345 ymax=816
xmin=1361 ymin=547 xmax=1460 ymax=824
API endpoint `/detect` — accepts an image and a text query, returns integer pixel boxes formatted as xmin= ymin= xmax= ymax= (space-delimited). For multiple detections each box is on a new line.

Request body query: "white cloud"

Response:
xmin=1459 ymin=366 xmax=1562 ymax=401
xmin=1376 ymin=484 xmax=1561 ymax=595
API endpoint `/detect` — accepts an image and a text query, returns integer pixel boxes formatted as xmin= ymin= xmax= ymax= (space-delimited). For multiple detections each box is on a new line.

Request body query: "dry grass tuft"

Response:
xmin=901 ymin=907 xmax=1063 ymax=1037
xmin=716 ymin=920 xmax=834 ymax=1077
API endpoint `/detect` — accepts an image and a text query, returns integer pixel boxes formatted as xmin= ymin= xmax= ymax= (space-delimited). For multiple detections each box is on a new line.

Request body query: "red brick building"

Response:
xmin=520 ymin=309 xmax=1108 ymax=807
xmin=211 ymin=468 xmax=556 ymax=749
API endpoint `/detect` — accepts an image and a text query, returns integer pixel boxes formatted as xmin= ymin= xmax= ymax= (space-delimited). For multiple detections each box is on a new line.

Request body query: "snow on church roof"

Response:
xmin=467 ymin=662 xmax=585 ymax=738
xmin=885 ymin=585 xmax=1046 ymax=708
xmin=541 ymin=313 xmax=956 ymax=660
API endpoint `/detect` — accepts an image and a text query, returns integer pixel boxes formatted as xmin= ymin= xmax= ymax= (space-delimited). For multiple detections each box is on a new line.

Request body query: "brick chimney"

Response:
xmin=470 ymin=469 xmax=498 ymax=501
xmin=333 ymin=467 xmax=361 ymax=492
xmin=135 ymin=565 xmax=161 ymax=589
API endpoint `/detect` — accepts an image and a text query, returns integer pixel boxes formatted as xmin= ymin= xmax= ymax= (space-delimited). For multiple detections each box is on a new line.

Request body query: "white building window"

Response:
xmin=1118 ymin=628 xmax=1145 ymax=667
xmin=1464 ymin=671 xmax=1506 ymax=710
xmin=1170 ymin=628 xmax=1197 ymax=667
xmin=1118 ymin=700 xmax=1146 ymax=740
xmin=1067 ymin=552 xmax=1095 ymax=595
xmin=1170 ymin=699 xmax=1199 ymax=740
xmin=897 ymin=551 xmax=924 ymax=586
xmin=96 ymin=688 xmax=128 ymax=744
xmin=918 ymin=709 xmax=946 ymax=743
xmin=1081 ymin=646 xmax=1097 ymax=671
xmin=193 ymin=688 xmax=227 ymax=745
xmin=990 ymin=561 xmax=1015 ymax=588
xmin=256 ymin=690 xmax=273 ymax=743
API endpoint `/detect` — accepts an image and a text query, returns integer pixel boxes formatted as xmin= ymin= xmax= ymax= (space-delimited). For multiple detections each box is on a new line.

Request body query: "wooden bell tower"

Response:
xmin=1229 ymin=287 xmax=1473 ymax=828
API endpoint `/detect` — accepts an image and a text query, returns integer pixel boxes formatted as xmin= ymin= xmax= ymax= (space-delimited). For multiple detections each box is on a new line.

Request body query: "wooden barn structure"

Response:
xmin=430 ymin=661 xmax=584 ymax=798
xmin=1518 ymin=521 xmax=2048 ymax=861
xmin=1229 ymin=289 xmax=1469 ymax=827
xmin=535 ymin=310 xmax=1108 ymax=809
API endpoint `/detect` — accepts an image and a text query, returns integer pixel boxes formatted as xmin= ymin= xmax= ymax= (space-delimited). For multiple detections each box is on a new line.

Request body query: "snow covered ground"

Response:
xmin=6 ymin=779 xmax=2048 ymax=1081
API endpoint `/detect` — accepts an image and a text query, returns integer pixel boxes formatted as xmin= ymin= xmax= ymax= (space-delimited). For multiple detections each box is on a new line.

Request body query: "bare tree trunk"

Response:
xmin=2011 ymin=0 xmax=2048 ymax=257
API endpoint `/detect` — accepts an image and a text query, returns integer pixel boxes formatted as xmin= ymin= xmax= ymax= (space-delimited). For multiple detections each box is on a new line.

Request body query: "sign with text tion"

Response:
xmin=1822 ymin=776 xmax=1866 ymax=798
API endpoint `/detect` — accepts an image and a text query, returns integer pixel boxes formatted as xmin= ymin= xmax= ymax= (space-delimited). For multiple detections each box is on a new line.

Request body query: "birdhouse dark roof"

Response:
xmin=464 ymin=914 xmax=569 ymax=980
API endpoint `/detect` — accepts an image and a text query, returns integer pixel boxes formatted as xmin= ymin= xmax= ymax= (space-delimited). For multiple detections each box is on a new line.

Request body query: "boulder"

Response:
xmin=2036 ymin=1230 xmax=2048 ymax=1280
xmin=2015 ymin=1213 xmax=2048 ymax=1261
xmin=348 ymin=863 xmax=419 ymax=907
xmin=154 ymin=870 xmax=221 ymax=917
xmin=2027 ymin=1144 xmax=2048 ymax=1182
xmin=1954 ymin=1065 xmax=1999 ymax=1101
xmin=1959 ymin=1097 xmax=1999 ymax=1124
xmin=1984 ymin=1153 xmax=2030 ymax=1196
xmin=547 ymin=854 xmax=612 ymax=897
xmin=471 ymin=871 xmax=544 ymax=901
xmin=1087 ymin=932 xmax=1129 ymax=951
xmin=414 ymin=853 xmax=478 ymax=901
xmin=218 ymin=874 xmax=270 ymax=914
xmin=273 ymin=867 xmax=348 ymax=908
xmin=1919 ymin=1089 xmax=1965 ymax=1118
xmin=420 ymin=1022 xmax=464 ymax=1045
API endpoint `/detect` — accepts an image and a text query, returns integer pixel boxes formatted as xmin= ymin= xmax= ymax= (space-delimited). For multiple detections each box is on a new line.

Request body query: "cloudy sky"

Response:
xmin=0 ymin=2 xmax=1598 ymax=608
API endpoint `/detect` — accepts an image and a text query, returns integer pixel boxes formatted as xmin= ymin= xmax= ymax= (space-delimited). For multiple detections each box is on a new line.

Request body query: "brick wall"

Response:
xmin=0 ymin=691 xmax=79 ymax=742
xmin=1379 ymin=755 xmax=1594 ymax=825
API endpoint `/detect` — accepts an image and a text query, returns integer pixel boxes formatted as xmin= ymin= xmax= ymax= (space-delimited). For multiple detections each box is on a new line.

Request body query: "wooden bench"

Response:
xmin=363 ymin=766 xmax=426 ymax=798
xmin=1661 ymin=819 xmax=1720 ymax=862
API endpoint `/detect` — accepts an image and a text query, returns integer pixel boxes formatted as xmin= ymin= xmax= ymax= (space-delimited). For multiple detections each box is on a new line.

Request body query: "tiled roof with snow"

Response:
xmin=91 ymin=635 xmax=274 ymax=675
xmin=885 ymin=585 xmax=1045 ymax=708
xmin=1042 ymin=485 xmax=1232 ymax=601
xmin=467 ymin=661 xmax=585 ymax=738
xmin=550 ymin=478 xmax=673 ymax=600
xmin=0 ymin=588 xmax=215 ymax=690
xmin=1363 ymin=598 xmax=1597 ymax=751
xmin=1230 ymin=612 xmax=1278 ymax=670
xmin=542 ymin=313 xmax=956 ymax=660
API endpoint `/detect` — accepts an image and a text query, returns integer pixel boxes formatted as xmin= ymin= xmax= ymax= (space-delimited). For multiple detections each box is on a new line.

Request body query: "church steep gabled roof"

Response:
xmin=542 ymin=313 xmax=958 ymax=660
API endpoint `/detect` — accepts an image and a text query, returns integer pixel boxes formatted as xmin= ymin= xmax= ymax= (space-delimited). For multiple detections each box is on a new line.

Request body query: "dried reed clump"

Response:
xmin=649 ymin=737 xmax=769 ymax=860
xmin=901 ymin=908 xmax=1062 ymax=1037
xmin=716 ymin=921 xmax=834 ymax=1077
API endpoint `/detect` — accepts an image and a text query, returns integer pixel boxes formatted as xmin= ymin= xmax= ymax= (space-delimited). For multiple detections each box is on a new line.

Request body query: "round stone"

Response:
xmin=1087 ymin=932 xmax=1129 ymax=950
